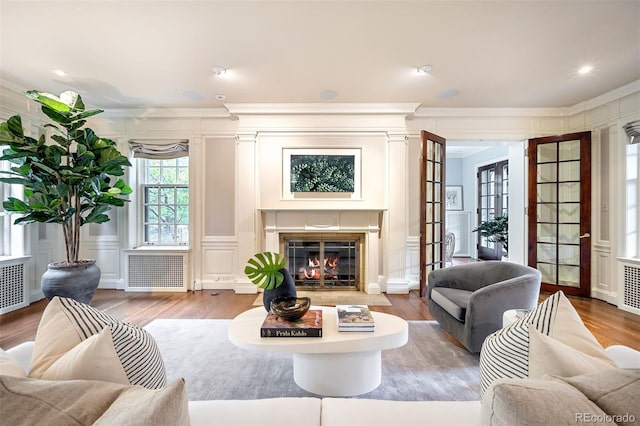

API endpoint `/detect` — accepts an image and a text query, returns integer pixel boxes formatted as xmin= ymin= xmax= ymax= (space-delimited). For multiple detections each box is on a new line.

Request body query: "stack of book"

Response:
xmin=260 ymin=309 xmax=323 ymax=337
xmin=336 ymin=304 xmax=375 ymax=332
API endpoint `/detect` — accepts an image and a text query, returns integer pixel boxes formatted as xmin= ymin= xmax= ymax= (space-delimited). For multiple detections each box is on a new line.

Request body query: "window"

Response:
xmin=141 ymin=157 xmax=189 ymax=244
xmin=627 ymin=143 xmax=639 ymax=258
xmin=0 ymin=159 xmax=7 ymax=255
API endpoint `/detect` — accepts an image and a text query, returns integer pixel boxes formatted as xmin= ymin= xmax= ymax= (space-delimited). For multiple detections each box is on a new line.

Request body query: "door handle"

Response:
xmin=579 ymin=233 xmax=591 ymax=239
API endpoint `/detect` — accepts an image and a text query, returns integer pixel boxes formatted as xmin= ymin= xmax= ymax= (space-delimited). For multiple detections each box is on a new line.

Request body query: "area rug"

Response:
xmin=252 ymin=290 xmax=392 ymax=307
xmin=144 ymin=319 xmax=480 ymax=401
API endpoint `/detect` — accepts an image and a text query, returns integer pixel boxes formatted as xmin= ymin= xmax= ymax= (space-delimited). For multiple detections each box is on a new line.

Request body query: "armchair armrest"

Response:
xmin=605 ymin=345 xmax=640 ymax=368
xmin=6 ymin=341 xmax=35 ymax=375
xmin=467 ymin=275 xmax=541 ymax=321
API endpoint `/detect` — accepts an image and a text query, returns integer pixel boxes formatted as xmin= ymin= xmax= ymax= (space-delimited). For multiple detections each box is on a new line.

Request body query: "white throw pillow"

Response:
xmin=479 ymin=291 xmax=614 ymax=395
xmin=39 ymin=327 xmax=130 ymax=384
xmin=528 ymin=325 xmax=616 ymax=379
xmin=29 ymin=296 xmax=166 ymax=389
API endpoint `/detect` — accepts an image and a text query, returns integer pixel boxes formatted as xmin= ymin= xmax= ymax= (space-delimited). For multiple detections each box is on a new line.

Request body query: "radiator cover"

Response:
xmin=619 ymin=258 xmax=640 ymax=315
xmin=125 ymin=251 xmax=188 ymax=291
xmin=1 ymin=261 xmax=27 ymax=314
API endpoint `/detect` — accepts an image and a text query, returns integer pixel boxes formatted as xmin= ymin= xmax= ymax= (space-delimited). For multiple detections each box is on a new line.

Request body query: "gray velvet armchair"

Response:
xmin=427 ymin=261 xmax=541 ymax=353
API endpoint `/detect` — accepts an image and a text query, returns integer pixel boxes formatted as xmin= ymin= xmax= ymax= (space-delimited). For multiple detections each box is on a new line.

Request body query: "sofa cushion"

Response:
xmin=38 ymin=327 xmax=130 ymax=384
xmin=188 ymin=397 xmax=321 ymax=426
xmin=29 ymin=296 xmax=166 ymax=389
xmin=528 ymin=325 xmax=616 ymax=379
xmin=479 ymin=291 xmax=614 ymax=395
xmin=321 ymin=399 xmax=482 ymax=426
xmin=0 ymin=375 xmax=189 ymax=426
xmin=481 ymin=377 xmax=615 ymax=426
xmin=554 ymin=369 xmax=640 ymax=426
xmin=431 ymin=287 xmax=472 ymax=322
xmin=0 ymin=348 xmax=26 ymax=378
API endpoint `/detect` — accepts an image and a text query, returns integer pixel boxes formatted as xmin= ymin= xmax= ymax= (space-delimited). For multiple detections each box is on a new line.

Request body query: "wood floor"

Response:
xmin=1 ymin=288 xmax=639 ymax=352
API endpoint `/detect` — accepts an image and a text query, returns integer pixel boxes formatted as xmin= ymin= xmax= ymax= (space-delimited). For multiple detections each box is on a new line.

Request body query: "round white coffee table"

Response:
xmin=228 ymin=305 xmax=408 ymax=396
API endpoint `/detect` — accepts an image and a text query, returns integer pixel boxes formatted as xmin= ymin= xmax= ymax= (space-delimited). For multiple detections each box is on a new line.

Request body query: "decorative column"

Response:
xmin=234 ymin=132 xmax=259 ymax=294
xmin=385 ymin=132 xmax=410 ymax=294
xmin=366 ymin=211 xmax=382 ymax=294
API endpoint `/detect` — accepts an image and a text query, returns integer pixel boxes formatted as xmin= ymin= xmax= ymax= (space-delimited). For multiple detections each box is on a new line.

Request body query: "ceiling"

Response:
xmin=1 ymin=1 xmax=639 ymax=111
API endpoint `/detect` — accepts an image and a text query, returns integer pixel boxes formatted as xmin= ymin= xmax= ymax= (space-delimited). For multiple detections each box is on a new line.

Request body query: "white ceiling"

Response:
xmin=1 ymin=0 xmax=639 ymax=111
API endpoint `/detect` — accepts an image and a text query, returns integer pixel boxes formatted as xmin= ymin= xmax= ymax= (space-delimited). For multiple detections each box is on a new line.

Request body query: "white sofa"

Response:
xmin=5 ymin=341 xmax=639 ymax=426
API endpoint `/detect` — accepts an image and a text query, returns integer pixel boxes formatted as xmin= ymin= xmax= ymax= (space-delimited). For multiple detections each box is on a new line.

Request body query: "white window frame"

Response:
xmin=137 ymin=157 xmax=189 ymax=246
xmin=626 ymin=143 xmax=639 ymax=258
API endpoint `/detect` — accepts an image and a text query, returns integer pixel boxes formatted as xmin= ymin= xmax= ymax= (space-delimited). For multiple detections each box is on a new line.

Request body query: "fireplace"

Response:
xmin=280 ymin=233 xmax=363 ymax=291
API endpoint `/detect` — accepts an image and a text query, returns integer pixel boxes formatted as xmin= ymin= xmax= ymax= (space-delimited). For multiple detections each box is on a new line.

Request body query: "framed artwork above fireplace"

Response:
xmin=282 ymin=148 xmax=362 ymax=199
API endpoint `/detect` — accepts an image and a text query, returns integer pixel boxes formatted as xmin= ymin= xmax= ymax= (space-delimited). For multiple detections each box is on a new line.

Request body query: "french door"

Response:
xmin=477 ymin=160 xmax=509 ymax=260
xmin=419 ymin=131 xmax=446 ymax=297
xmin=527 ymin=131 xmax=591 ymax=297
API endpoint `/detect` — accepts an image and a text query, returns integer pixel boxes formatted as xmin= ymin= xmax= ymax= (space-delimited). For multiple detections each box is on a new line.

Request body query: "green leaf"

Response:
xmin=243 ymin=252 xmax=286 ymax=289
xmin=26 ymin=90 xmax=71 ymax=112
xmin=114 ymin=178 xmax=133 ymax=195
xmin=73 ymin=109 xmax=103 ymax=121
xmin=6 ymin=115 xmax=24 ymax=138
xmin=3 ymin=197 xmax=29 ymax=213
xmin=0 ymin=176 xmax=30 ymax=185
xmin=41 ymin=105 xmax=72 ymax=125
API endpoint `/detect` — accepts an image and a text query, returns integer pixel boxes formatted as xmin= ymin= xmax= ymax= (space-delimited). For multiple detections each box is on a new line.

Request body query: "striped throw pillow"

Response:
xmin=479 ymin=291 xmax=561 ymax=395
xmin=31 ymin=297 xmax=166 ymax=389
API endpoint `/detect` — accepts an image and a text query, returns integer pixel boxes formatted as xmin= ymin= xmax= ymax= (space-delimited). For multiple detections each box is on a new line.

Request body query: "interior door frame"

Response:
xmin=527 ymin=131 xmax=591 ymax=297
xmin=419 ymin=131 xmax=446 ymax=297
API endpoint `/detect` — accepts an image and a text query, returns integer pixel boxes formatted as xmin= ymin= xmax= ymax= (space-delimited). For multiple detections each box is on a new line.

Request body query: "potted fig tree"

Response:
xmin=0 ymin=90 xmax=132 ymax=304
xmin=473 ymin=215 xmax=508 ymax=260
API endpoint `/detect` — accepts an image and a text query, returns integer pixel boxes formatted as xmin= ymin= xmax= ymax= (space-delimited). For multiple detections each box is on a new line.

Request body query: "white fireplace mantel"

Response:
xmin=260 ymin=209 xmax=385 ymax=294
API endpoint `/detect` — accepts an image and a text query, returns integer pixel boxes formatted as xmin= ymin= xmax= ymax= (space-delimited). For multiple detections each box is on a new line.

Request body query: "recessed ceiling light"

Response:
xmin=211 ymin=65 xmax=227 ymax=76
xmin=52 ymin=69 xmax=68 ymax=77
xmin=578 ymin=65 xmax=594 ymax=75
xmin=214 ymin=94 xmax=226 ymax=101
xmin=417 ymin=65 xmax=432 ymax=74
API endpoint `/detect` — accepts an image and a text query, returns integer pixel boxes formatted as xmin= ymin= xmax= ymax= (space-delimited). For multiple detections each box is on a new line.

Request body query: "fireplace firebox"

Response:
xmin=280 ymin=233 xmax=363 ymax=290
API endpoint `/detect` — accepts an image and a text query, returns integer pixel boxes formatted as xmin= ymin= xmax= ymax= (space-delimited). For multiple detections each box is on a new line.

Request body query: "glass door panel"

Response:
xmin=477 ymin=160 xmax=508 ymax=260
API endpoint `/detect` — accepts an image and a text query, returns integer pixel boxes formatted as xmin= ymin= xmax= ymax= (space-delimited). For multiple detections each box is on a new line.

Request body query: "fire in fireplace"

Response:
xmin=301 ymin=253 xmax=339 ymax=280
xmin=280 ymin=234 xmax=363 ymax=290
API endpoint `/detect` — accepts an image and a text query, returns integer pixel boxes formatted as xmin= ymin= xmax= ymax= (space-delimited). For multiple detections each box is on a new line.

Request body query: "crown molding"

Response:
xmin=566 ymin=79 xmax=640 ymax=116
xmin=101 ymin=108 xmax=231 ymax=118
xmin=413 ymin=106 xmax=564 ymax=118
xmin=225 ymin=103 xmax=421 ymax=115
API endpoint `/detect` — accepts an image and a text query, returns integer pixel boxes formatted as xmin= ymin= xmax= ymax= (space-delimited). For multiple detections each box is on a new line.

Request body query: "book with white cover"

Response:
xmin=336 ymin=305 xmax=375 ymax=330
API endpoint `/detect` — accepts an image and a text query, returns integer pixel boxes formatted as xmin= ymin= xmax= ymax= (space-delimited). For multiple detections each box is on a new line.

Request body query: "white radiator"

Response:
xmin=125 ymin=250 xmax=189 ymax=292
xmin=0 ymin=259 xmax=28 ymax=314
xmin=618 ymin=258 xmax=640 ymax=315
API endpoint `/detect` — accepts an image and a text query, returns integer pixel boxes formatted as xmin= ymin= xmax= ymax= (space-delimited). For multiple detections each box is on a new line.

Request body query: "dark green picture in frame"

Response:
xmin=290 ymin=154 xmax=355 ymax=192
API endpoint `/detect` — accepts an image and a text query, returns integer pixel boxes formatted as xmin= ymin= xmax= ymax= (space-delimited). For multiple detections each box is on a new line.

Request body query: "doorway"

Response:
xmin=444 ymin=141 xmax=526 ymax=264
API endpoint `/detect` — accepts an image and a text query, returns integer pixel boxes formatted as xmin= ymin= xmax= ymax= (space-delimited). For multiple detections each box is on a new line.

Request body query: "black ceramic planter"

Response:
xmin=262 ymin=268 xmax=297 ymax=312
